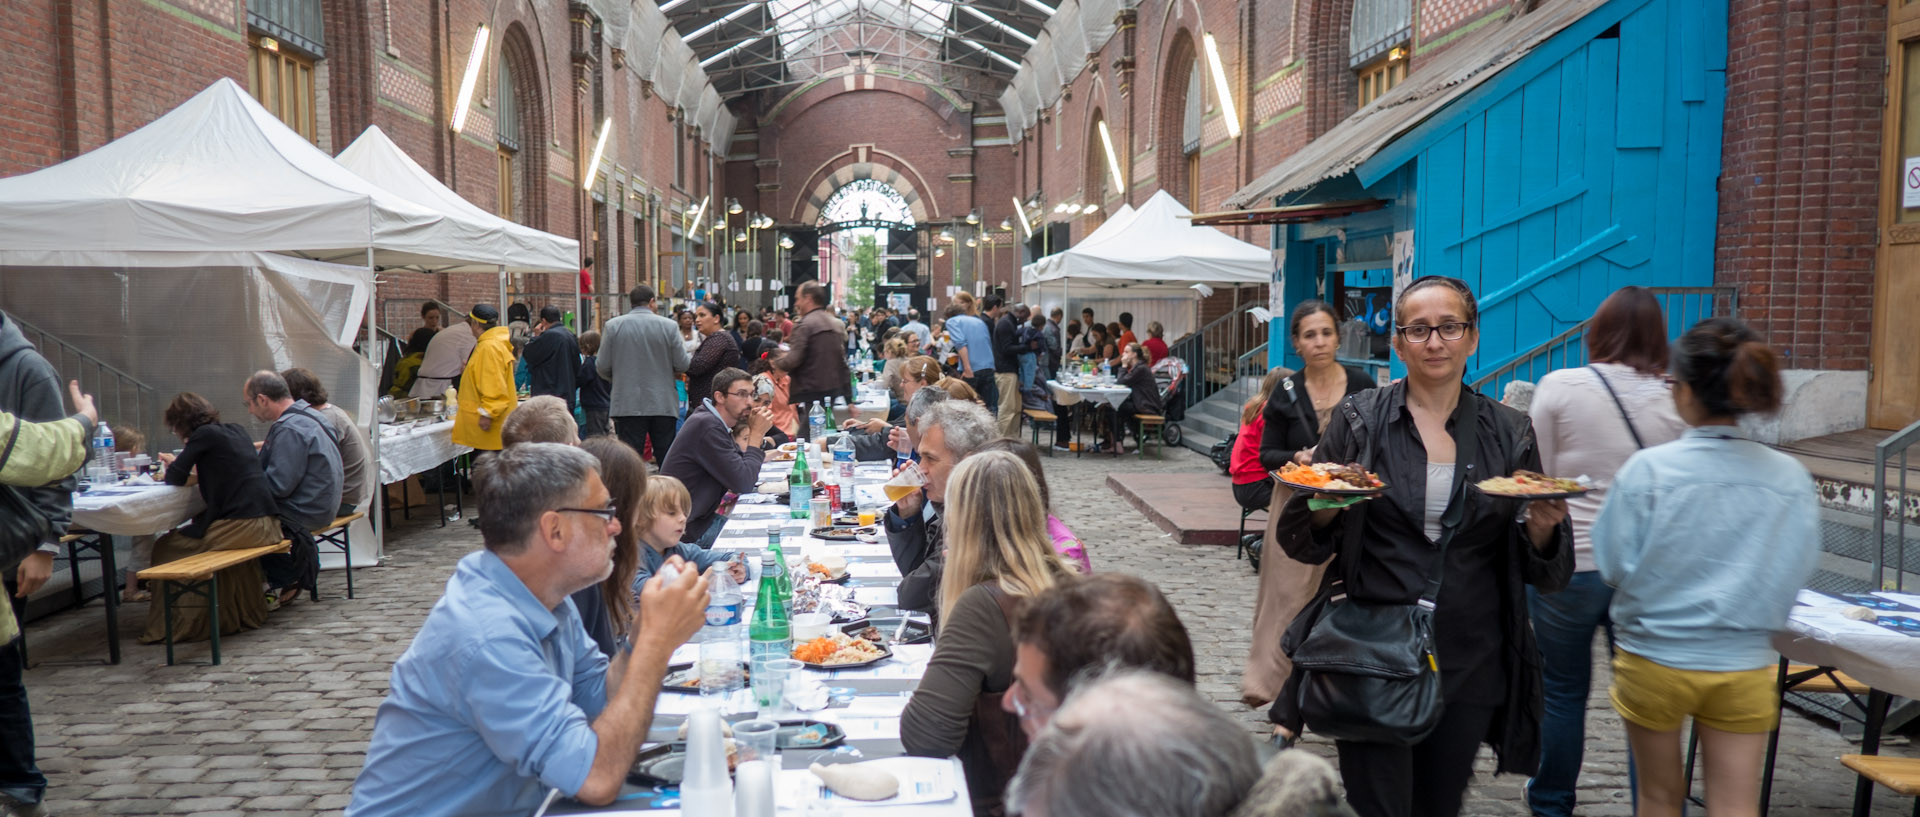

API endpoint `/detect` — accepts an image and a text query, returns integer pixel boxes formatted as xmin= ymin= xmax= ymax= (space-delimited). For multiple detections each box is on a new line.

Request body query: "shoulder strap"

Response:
xmin=1586 ymin=365 xmax=1646 ymax=449
xmin=980 ymin=583 xmax=1022 ymax=626
xmin=284 ymin=405 xmax=341 ymax=447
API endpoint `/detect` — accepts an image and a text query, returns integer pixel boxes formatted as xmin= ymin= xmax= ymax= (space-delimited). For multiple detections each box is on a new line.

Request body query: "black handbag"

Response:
xmin=0 ymin=419 xmax=55 ymax=572
xmin=1286 ymin=392 xmax=1481 ymax=746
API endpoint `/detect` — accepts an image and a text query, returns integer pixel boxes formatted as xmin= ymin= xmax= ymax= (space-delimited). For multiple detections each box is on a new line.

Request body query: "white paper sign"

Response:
xmin=1905 ymin=158 xmax=1920 ymax=208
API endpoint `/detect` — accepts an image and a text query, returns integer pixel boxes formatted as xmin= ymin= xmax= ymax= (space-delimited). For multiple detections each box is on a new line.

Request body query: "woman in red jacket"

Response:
xmin=1229 ymin=367 xmax=1290 ymax=512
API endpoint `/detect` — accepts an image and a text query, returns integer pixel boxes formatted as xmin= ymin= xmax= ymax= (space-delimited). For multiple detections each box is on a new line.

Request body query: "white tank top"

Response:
xmin=1424 ymin=462 xmax=1455 ymax=543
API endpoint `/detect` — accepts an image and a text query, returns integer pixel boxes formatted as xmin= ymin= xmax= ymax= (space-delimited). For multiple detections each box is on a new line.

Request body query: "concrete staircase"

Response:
xmin=1179 ymin=375 xmax=1267 ymax=455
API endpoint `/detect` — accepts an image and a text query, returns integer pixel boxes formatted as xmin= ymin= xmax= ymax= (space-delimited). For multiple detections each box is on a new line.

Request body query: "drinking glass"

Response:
xmin=733 ymin=719 xmax=781 ymax=765
xmin=883 ymin=461 xmax=926 ymax=504
xmin=752 ymin=658 xmax=804 ymax=714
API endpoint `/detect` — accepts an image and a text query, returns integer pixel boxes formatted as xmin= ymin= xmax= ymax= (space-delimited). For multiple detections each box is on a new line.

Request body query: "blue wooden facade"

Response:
xmin=1270 ymin=0 xmax=1726 ymax=383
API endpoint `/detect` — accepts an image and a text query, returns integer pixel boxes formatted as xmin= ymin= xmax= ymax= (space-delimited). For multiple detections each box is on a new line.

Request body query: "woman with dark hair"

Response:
xmin=1241 ymin=299 xmax=1378 ymax=707
xmin=730 ymin=310 xmax=753 ymax=347
xmin=1270 ymin=277 xmax=1572 ymax=817
xmin=739 ymin=319 xmax=767 ymax=364
xmin=685 ymin=301 xmax=741 ymax=406
xmin=1591 ymin=318 xmax=1814 ymax=817
xmin=281 ymin=367 xmax=369 ymax=516
xmin=144 ymin=393 xmax=282 ymax=643
xmin=1072 ymin=325 xmax=1110 ymax=364
xmin=1099 ymin=343 xmax=1163 ymax=455
xmin=570 ymin=436 xmax=647 ymax=657
xmin=1522 ymin=286 xmax=1688 ymax=817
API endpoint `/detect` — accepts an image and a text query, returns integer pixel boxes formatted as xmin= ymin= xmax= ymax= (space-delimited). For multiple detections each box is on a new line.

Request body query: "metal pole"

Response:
xmin=365 ymin=246 xmax=384 ymax=562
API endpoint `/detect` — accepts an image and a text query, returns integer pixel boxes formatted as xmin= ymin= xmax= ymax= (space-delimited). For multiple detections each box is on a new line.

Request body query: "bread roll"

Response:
xmin=809 ymin=762 xmax=899 ymax=801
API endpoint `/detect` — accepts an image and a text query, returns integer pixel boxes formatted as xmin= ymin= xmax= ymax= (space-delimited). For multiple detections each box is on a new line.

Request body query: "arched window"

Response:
xmin=1085 ymin=112 xmax=1110 ymax=229
xmin=1157 ymin=32 xmax=1200 ymax=209
xmin=1182 ymin=60 xmax=1203 ymax=206
xmin=493 ymin=25 xmax=544 ymax=227
xmin=496 ymin=55 xmax=520 ymax=221
xmin=1351 ymin=0 xmax=1411 ymax=106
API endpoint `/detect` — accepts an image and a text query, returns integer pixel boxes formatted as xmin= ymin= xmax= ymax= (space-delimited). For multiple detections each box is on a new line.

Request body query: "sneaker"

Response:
xmin=0 ymin=792 xmax=48 ymax=817
xmin=264 ymin=593 xmax=281 ymax=612
xmin=1051 ymin=445 xmax=1073 ymax=452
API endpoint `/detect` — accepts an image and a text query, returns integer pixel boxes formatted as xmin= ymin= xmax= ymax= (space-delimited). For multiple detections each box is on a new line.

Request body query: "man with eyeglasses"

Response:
xmin=659 ymin=367 xmax=774 ymax=536
xmin=1003 ymin=574 xmax=1196 ymax=738
xmin=348 ymin=443 xmax=712 ymax=817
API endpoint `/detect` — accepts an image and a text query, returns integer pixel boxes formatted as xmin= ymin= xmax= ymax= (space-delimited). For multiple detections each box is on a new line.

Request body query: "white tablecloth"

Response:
xmin=376 ymin=421 xmax=472 ymax=485
xmin=70 ymin=483 xmax=204 ymax=536
xmin=1773 ymin=591 xmax=1920 ymax=700
xmin=1045 ymin=380 xmax=1131 ymax=409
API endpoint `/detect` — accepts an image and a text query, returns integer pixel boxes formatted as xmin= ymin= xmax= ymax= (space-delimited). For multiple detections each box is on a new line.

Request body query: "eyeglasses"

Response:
xmin=1395 ymin=322 xmax=1473 ymax=344
xmin=556 ymin=504 xmax=620 ymax=522
xmin=724 ymin=389 xmax=755 ymax=399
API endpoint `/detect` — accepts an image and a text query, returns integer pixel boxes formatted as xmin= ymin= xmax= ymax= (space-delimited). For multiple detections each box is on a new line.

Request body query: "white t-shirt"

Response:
xmin=1529 ymin=362 xmax=1688 ymax=572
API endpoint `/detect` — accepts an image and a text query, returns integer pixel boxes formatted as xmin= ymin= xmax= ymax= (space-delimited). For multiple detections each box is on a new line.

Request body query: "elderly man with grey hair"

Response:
xmin=886 ymin=399 xmax=998 ymax=614
xmin=1008 ymin=670 xmax=1354 ymax=817
xmin=348 ymin=443 xmax=711 ymax=817
xmin=837 ymin=384 xmax=951 ymax=462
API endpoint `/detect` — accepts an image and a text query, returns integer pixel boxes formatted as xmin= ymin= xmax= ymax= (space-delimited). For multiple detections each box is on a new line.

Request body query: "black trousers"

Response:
xmin=1100 ymin=398 xmax=1140 ymax=445
xmin=1232 ymin=477 xmax=1274 ymax=513
xmin=615 ymin=415 xmax=678 ymax=465
xmin=0 ymin=637 xmax=43 ymax=806
xmin=1335 ymin=703 xmax=1498 ymax=817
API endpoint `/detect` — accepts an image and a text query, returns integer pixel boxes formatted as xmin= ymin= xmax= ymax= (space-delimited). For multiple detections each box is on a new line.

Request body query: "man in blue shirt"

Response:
xmin=347 ymin=443 xmax=711 ymax=817
xmin=944 ymin=296 xmax=997 ymax=415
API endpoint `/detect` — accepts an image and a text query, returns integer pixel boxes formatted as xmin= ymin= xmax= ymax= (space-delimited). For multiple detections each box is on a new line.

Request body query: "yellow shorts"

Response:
xmin=1609 ymin=651 xmax=1779 ymax=734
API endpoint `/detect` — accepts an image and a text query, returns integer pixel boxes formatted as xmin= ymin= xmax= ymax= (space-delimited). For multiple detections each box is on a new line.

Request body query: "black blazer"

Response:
xmin=1257 ymin=365 xmax=1375 ymax=471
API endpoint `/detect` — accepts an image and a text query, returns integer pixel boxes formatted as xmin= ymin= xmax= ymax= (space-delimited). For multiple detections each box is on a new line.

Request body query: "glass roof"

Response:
xmin=769 ymin=0 xmax=953 ymax=58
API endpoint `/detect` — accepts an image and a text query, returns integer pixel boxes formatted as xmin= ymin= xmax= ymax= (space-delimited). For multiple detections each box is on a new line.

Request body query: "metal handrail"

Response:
xmin=5 ymin=311 xmax=164 ymax=450
xmin=1873 ymin=419 xmax=1920 ymax=592
xmin=1468 ymin=286 xmax=1738 ymax=395
xmin=1236 ymin=342 xmax=1270 ymax=374
xmin=1168 ymin=300 xmax=1261 ymax=412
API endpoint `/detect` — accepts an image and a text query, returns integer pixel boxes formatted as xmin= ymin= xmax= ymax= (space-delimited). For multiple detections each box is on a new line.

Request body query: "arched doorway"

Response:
xmin=815 ymin=179 xmax=918 ymax=310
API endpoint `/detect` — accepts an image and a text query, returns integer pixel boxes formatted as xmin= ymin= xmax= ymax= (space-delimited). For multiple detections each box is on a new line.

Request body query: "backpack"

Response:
xmin=1209 ymin=431 xmax=1236 ymax=474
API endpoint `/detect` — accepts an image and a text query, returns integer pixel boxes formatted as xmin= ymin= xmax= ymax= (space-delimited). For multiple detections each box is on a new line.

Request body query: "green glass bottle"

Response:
xmin=766 ymin=529 xmax=793 ymax=613
xmin=749 ymin=552 xmax=791 ymax=665
xmin=822 ymin=400 xmax=838 ymax=433
xmin=789 ymin=447 xmax=811 ymax=519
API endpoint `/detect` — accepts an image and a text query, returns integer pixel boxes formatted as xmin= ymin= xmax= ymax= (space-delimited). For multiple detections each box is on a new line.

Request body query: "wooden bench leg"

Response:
xmin=1856 ymin=689 xmax=1893 ymax=817
xmin=208 ymin=573 xmax=220 ymax=667
xmin=161 ymin=581 xmax=175 ymax=667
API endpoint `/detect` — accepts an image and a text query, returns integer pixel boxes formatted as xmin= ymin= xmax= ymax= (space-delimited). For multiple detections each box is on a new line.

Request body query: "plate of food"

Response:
xmin=1272 ymin=462 xmax=1389 ymax=496
xmin=804 ymin=555 xmax=850 ymax=583
xmin=628 ymin=740 xmax=736 ymax=786
xmin=1474 ymin=470 xmax=1592 ymax=500
xmin=792 ymin=632 xmax=892 ymax=669
xmin=776 ymin=720 xmax=847 ymax=750
xmin=810 ymin=525 xmax=878 ymax=542
xmin=662 ymin=663 xmax=751 ymax=694
xmin=845 ymin=618 xmax=931 ymax=646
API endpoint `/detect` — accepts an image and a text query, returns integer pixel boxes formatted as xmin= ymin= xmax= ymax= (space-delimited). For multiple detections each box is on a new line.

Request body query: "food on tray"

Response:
xmin=792 ymin=573 xmax=868 ymax=621
xmin=807 ymin=554 xmax=849 ymax=579
xmin=756 ymin=480 xmax=786 ymax=495
xmin=793 ymin=633 xmax=887 ymax=665
xmin=1475 ymin=470 xmax=1589 ymax=496
xmin=1274 ymin=462 xmax=1386 ymax=491
xmin=787 ymin=723 xmax=834 ymax=747
xmin=852 ymin=626 xmax=884 ymax=644
xmin=810 ymin=761 xmax=901 ymax=801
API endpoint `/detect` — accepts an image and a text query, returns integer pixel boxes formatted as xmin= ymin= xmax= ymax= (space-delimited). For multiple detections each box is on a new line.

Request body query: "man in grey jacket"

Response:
xmin=596 ymin=285 xmax=690 ymax=465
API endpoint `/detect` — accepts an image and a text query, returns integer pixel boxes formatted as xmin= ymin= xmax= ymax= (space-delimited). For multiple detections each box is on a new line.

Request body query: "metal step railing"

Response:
xmin=5 ymin=312 xmax=163 ymax=449
xmin=1874 ymin=419 xmax=1920 ymax=592
xmin=1169 ymin=302 xmax=1264 ymax=413
xmin=1468 ymin=286 xmax=1738 ymax=397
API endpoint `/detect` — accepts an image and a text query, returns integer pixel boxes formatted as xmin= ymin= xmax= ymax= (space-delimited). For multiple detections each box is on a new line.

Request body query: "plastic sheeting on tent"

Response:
xmin=0 ymin=79 xmax=502 ymax=272
xmin=0 ymin=254 xmax=382 ymax=569
xmin=337 ymin=126 xmax=579 ymax=273
xmin=1021 ymin=190 xmax=1273 ymax=294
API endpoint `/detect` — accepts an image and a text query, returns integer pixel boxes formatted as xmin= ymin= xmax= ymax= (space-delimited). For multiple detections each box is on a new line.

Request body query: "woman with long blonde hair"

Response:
xmin=902 ymin=450 xmax=1075 ymax=816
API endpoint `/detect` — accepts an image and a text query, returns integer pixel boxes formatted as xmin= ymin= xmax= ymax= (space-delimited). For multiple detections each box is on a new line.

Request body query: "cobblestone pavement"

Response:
xmin=19 ymin=444 xmax=1917 ymax=816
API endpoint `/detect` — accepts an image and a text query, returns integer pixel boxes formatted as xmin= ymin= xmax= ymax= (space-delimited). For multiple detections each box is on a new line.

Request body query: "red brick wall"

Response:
xmin=1717 ymin=0 xmax=1884 ymax=371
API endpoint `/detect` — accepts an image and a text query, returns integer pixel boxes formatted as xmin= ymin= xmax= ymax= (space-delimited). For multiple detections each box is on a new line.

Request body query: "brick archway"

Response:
xmin=792 ymin=152 xmax=938 ymax=225
xmin=1297 ymin=0 xmax=1357 ymax=139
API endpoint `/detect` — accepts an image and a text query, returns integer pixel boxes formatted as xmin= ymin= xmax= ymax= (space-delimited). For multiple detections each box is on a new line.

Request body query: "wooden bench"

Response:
xmin=1840 ymin=755 xmax=1920 ymax=815
xmin=138 ymin=540 xmax=290 ymax=666
xmin=1786 ymin=664 xmax=1868 ymax=695
xmin=312 ymin=512 xmax=365 ymax=600
xmin=1022 ymin=409 xmax=1059 ymax=454
xmin=1133 ymin=415 xmax=1167 ymax=458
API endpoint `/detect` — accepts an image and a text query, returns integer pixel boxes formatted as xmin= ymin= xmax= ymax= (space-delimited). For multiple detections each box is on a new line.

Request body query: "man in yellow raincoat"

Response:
xmin=453 ymin=304 xmax=518 ymax=452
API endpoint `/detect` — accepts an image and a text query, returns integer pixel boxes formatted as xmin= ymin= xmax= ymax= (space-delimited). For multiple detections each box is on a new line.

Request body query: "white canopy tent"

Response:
xmin=0 ymin=79 xmax=521 ymax=568
xmin=1022 ymin=190 xmax=1273 ymax=341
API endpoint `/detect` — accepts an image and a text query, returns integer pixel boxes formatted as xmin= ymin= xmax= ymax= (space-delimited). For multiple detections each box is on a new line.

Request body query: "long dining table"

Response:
xmin=556 ymin=451 xmax=972 ymax=816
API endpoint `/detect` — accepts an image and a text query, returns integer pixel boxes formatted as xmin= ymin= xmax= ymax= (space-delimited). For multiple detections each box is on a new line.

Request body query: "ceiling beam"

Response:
xmin=683 ymin=2 xmax=761 ymax=42
xmin=958 ymin=5 xmax=1036 ymax=45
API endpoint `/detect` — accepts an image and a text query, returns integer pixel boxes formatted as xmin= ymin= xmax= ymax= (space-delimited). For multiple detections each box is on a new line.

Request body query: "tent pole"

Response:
xmin=365 ymin=246 xmax=383 ymax=563
xmin=497 ymin=265 xmax=507 ymax=313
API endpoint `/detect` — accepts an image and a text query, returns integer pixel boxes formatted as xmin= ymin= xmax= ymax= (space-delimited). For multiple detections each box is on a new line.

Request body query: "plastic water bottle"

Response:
xmin=808 ymin=402 xmax=826 ymax=441
xmin=820 ymin=452 xmax=841 ymax=514
xmin=90 ymin=422 xmax=116 ymax=484
xmin=833 ymin=433 xmax=855 ymax=507
xmin=699 ymin=568 xmax=745 ymax=701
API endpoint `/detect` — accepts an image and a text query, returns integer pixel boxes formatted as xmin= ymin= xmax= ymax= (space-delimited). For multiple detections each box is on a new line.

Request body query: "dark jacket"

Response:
xmin=993 ymin=313 xmax=1035 ymax=367
xmin=577 ymin=355 xmax=611 ymax=411
xmin=0 ymin=312 xmax=74 ymax=543
xmin=1269 ymin=382 xmax=1572 ymax=775
xmin=166 ymin=422 xmax=279 ymax=539
xmin=523 ymin=325 xmax=580 ymax=410
xmin=775 ymin=308 xmax=851 ymax=402
xmin=1116 ymin=362 xmax=1164 ymax=415
xmin=658 ymin=401 xmax=766 ymax=535
xmin=1258 ymin=366 xmax=1376 ymax=471
xmin=884 ymin=497 xmax=942 ymax=614
xmin=686 ymin=331 xmax=741 ymax=407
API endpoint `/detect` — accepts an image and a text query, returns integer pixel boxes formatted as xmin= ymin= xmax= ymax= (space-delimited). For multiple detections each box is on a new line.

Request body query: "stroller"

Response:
xmin=1150 ymin=357 xmax=1189 ymax=446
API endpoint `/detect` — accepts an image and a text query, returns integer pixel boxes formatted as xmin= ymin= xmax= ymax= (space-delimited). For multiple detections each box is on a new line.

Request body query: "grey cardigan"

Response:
xmin=596 ymin=306 xmax=692 ymax=417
